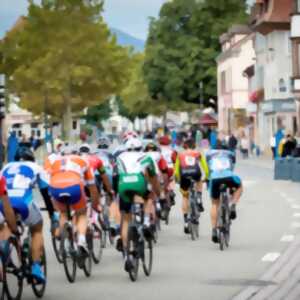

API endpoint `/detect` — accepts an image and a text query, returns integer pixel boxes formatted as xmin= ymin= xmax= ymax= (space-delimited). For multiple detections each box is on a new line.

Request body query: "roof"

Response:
xmin=199 ymin=114 xmax=217 ymax=125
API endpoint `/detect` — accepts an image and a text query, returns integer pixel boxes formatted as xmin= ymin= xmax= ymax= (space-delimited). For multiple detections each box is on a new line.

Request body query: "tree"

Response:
xmin=0 ymin=0 xmax=131 ymax=139
xmin=120 ymin=52 xmax=197 ymax=119
xmin=143 ymin=0 xmax=248 ymax=106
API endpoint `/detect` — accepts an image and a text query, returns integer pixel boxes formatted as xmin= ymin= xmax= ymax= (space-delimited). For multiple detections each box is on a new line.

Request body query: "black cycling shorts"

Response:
xmin=210 ymin=176 xmax=242 ymax=199
xmin=180 ymin=166 xmax=202 ymax=191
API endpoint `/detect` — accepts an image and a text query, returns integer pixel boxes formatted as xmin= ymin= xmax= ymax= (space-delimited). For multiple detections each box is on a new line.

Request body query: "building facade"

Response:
xmin=249 ymin=0 xmax=295 ymax=151
xmin=217 ymin=25 xmax=255 ymax=134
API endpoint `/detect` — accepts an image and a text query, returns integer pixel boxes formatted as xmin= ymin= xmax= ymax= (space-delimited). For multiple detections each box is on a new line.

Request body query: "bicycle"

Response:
xmin=217 ymin=184 xmax=231 ymax=251
xmin=187 ymin=178 xmax=200 ymax=241
xmin=59 ymin=195 xmax=92 ymax=283
xmin=127 ymin=202 xmax=153 ymax=282
xmin=1 ymin=218 xmax=47 ymax=300
xmin=86 ymin=202 xmax=105 ymax=264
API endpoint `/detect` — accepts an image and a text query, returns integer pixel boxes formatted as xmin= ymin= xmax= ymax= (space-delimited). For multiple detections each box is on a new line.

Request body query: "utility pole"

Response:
xmin=0 ymin=75 xmax=6 ymax=168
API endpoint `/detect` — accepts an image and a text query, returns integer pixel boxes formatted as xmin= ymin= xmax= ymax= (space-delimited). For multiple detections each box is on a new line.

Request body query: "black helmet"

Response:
xmin=16 ymin=147 xmax=35 ymax=162
xmin=144 ymin=142 xmax=159 ymax=152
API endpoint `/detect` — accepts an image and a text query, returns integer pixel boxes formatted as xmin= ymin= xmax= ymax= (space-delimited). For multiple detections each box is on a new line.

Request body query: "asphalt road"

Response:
xmin=18 ymin=158 xmax=299 ymax=300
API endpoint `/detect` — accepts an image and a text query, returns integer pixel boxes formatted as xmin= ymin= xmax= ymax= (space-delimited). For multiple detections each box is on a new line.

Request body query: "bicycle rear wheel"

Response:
xmin=127 ymin=227 xmax=139 ymax=282
xmin=31 ymin=248 xmax=47 ymax=298
xmin=61 ymin=224 xmax=77 ymax=283
xmin=190 ymin=202 xmax=199 ymax=241
xmin=219 ymin=231 xmax=225 ymax=251
xmin=83 ymin=252 xmax=92 ymax=278
xmin=141 ymin=239 xmax=153 ymax=276
xmin=5 ymin=238 xmax=23 ymax=300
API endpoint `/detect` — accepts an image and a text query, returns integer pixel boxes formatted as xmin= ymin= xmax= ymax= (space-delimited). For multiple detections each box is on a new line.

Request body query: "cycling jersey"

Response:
xmin=81 ymin=154 xmax=106 ymax=175
xmin=0 ymin=175 xmax=6 ymax=196
xmin=160 ymin=146 xmax=176 ymax=168
xmin=0 ymin=162 xmax=48 ymax=225
xmin=145 ymin=151 xmax=168 ymax=175
xmin=46 ymin=154 xmax=95 ymax=211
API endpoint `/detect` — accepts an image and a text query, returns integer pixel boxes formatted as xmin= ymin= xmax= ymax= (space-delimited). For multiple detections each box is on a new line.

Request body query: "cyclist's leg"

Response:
xmin=180 ymin=175 xmax=190 ymax=233
xmin=227 ymin=176 xmax=243 ymax=220
xmin=25 ymin=202 xmax=45 ymax=283
xmin=210 ymin=179 xmax=221 ymax=243
xmin=194 ymin=167 xmax=204 ymax=211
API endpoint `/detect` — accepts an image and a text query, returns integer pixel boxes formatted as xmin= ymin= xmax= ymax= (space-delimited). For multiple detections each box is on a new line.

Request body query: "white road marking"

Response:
xmin=293 ymin=213 xmax=300 ymax=218
xmin=291 ymin=204 xmax=300 ymax=209
xmin=261 ymin=253 xmax=281 ymax=262
xmin=286 ymin=198 xmax=296 ymax=203
xmin=291 ymin=222 xmax=300 ymax=228
xmin=280 ymin=235 xmax=295 ymax=242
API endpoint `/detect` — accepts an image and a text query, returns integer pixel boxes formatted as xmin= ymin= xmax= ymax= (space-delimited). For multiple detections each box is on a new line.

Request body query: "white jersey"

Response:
xmin=117 ymin=151 xmax=146 ymax=174
xmin=160 ymin=146 xmax=174 ymax=168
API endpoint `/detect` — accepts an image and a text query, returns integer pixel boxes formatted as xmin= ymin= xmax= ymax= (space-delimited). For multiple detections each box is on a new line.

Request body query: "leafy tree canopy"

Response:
xmin=143 ymin=0 xmax=248 ymax=106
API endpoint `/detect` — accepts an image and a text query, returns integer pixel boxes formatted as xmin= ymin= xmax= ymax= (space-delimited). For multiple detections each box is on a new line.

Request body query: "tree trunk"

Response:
xmin=62 ymin=98 xmax=72 ymax=141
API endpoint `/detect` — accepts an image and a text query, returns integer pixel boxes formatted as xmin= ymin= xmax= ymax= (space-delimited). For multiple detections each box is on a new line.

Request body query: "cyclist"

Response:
xmin=144 ymin=141 xmax=169 ymax=219
xmin=45 ymin=145 xmax=100 ymax=262
xmin=206 ymin=144 xmax=242 ymax=243
xmin=0 ymin=148 xmax=52 ymax=283
xmin=174 ymin=138 xmax=209 ymax=234
xmin=115 ymin=138 xmax=161 ymax=272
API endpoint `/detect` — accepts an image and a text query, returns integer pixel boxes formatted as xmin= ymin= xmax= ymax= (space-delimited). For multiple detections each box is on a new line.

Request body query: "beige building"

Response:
xmin=217 ymin=25 xmax=255 ymax=134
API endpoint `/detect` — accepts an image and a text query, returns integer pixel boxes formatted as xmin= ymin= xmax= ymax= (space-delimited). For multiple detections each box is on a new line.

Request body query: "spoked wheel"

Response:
xmin=82 ymin=251 xmax=92 ymax=278
xmin=141 ymin=239 xmax=153 ymax=276
xmin=127 ymin=227 xmax=139 ymax=282
xmin=0 ymin=256 xmax=5 ymax=300
xmin=31 ymin=248 xmax=47 ymax=298
xmin=88 ymin=224 xmax=104 ymax=264
xmin=5 ymin=238 xmax=23 ymax=300
xmin=52 ymin=235 xmax=63 ymax=264
xmin=190 ymin=202 xmax=199 ymax=241
xmin=61 ymin=224 xmax=77 ymax=283
xmin=219 ymin=230 xmax=225 ymax=251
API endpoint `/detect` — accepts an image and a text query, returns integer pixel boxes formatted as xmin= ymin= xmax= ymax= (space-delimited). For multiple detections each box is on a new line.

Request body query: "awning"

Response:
xmin=199 ymin=114 xmax=218 ymax=125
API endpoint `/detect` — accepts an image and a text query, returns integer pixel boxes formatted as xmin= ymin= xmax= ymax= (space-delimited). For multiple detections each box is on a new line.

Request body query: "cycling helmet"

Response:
xmin=79 ymin=143 xmax=91 ymax=154
xmin=121 ymin=131 xmax=138 ymax=143
xmin=97 ymin=137 xmax=110 ymax=149
xmin=144 ymin=141 xmax=159 ymax=152
xmin=125 ymin=138 xmax=143 ymax=151
xmin=16 ymin=147 xmax=35 ymax=162
xmin=159 ymin=136 xmax=171 ymax=146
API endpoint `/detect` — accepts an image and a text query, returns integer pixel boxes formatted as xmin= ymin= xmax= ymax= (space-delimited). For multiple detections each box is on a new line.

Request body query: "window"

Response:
xmin=264 ymin=0 xmax=270 ymax=13
xmin=279 ymin=79 xmax=287 ymax=92
xmin=37 ymin=130 xmax=41 ymax=137
xmin=12 ymin=123 xmax=21 ymax=129
xmin=292 ymin=39 xmax=300 ymax=77
xmin=31 ymin=130 xmax=35 ymax=137
xmin=31 ymin=123 xmax=38 ymax=128
xmin=298 ymin=0 xmax=300 ymax=12
xmin=72 ymin=120 xmax=77 ymax=130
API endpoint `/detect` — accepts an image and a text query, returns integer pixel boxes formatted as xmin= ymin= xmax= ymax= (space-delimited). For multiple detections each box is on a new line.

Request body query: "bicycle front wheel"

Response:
xmin=141 ymin=239 xmax=153 ymax=277
xmin=61 ymin=224 xmax=77 ymax=283
xmin=89 ymin=224 xmax=103 ymax=264
xmin=52 ymin=235 xmax=63 ymax=264
xmin=31 ymin=248 xmax=47 ymax=298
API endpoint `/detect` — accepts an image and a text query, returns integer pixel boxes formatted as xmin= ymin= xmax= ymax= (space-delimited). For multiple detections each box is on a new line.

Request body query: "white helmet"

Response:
xmin=125 ymin=138 xmax=143 ymax=151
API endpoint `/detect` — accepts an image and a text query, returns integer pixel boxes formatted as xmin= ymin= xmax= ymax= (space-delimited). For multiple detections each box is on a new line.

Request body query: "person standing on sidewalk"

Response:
xmin=228 ymin=133 xmax=238 ymax=154
xmin=270 ymin=135 xmax=276 ymax=160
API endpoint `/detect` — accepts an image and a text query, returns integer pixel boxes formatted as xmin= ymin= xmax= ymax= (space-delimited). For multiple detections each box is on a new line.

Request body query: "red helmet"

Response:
xmin=159 ymin=136 xmax=171 ymax=146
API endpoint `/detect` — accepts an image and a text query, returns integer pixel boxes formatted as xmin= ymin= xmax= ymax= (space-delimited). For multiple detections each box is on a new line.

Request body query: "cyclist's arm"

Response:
xmin=84 ymin=167 xmax=100 ymax=209
xmin=200 ymin=154 xmax=209 ymax=180
xmin=174 ymin=157 xmax=180 ymax=182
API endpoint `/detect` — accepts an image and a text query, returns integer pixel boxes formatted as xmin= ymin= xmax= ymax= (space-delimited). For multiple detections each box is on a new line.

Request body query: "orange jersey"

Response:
xmin=178 ymin=150 xmax=201 ymax=169
xmin=45 ymin=154 xmax=95 ymax=188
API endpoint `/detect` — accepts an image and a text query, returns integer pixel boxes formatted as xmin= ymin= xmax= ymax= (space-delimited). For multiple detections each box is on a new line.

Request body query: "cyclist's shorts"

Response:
xmin=49 ymin=172 xmax=86 ymax=211
xmin=0 ymin=199 xmax=42 ymax=227
xmin=118 ymin=173 xmax=147 ymax=213
xmin=180 ymin=166 xmax=202 ymax=191
xmin=209 ymin=176 xmax=242 ymax=199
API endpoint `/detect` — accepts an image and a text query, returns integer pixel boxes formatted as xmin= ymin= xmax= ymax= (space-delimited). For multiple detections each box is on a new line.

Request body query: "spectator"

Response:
xmin=240 ymin=135 xmax=249 ymax=159
xmin=275 ymin=128 xmax=284 ymax=158
xmin=270 ymin=135 xmax=276 ymax=159
xmin=7 ymin=131 xmax=19 ymax=162
xmin=228 ymin=133 xmax=238 ymax=153
xmin=282 ymin=134 xmax=297 ymax=157
xmin=209 ymin=128 xmax=217 ymax=149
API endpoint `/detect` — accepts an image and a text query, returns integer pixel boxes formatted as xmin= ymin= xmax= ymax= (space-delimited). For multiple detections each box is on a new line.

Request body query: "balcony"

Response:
xmin=250 ymin=0 xmax=293 ymax=35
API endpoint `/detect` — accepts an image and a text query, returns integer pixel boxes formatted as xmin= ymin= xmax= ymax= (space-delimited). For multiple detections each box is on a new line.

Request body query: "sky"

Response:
xmin=0 ymin=0 xmax=255 ymax=40
xmin=0 ymin=0 xmax=166 ymax=40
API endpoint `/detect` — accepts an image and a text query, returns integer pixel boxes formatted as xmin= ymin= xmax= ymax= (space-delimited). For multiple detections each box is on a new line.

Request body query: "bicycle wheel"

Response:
xmin=127 ymin=227 xmax=139 ymax=282
xmin=0 ymin=256 xmax=4 ymax=300
xmin=82 ymin=252 xmax=92 ymax=278
xmin=141 ymin=239 xmax=153 ymax=276
xmin=61 ymin=224 xmax=77 ymax=283
xmin=88 ymin=224 xmax=103 ymax=264
xmin=190 ymin=202 xmax=199 ymax=241
xmin=52 ymin=235 xmax=63 ymax=264
xmin=31 ymin=248 xmax=47 ymax=298
xmin=219 ymin=230 xmax=225 ymax=251
xmin=5 ymin=238 xmax=23 ymax=300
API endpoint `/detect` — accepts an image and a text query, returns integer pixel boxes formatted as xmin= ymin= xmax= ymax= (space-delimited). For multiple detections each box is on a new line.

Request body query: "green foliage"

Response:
xmin=85 ymin=99 xmax=112 ymax=125
xmin=143 ymin=0 xmax=248 ymax=105
xmin=0 ymin=0 xmax=131 ymax=138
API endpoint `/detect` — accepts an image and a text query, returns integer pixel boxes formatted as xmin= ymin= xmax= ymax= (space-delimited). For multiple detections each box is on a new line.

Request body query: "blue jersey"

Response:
xmin=206 ymin=150 xmax=236 ymax=180
xmin=1 ymin=161 xmax=49 ymax=205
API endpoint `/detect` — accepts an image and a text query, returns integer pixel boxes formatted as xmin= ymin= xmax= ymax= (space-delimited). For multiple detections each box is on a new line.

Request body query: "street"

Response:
xmin=17 ymin=158 xmax=300 ymax=300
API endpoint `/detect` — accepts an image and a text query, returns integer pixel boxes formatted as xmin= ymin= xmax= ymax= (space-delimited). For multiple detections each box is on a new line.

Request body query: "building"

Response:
xmin=291 ymin=0 xmax=300 ymax=118
xmin=217 ymin=25 xmax=255 ymax=134
xmin=249 ymin=0 xmax=295 ymax=151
